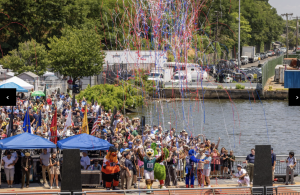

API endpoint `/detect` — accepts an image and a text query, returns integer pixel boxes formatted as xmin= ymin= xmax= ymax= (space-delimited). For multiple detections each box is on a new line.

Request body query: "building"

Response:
xmin=81 ymin=50 xmax=167 ymax=89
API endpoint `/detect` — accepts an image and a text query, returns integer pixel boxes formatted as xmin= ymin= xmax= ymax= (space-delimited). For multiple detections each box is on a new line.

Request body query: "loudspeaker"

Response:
xmin=141 ymin=116 xmax=145 ymax=127
xmin=81 ymin=170 xmax=101 ymax=186
xmin=253 ymin=145 xmax=272 ymax=187
xmin=61 ymin=149 xmax=82 ymax=194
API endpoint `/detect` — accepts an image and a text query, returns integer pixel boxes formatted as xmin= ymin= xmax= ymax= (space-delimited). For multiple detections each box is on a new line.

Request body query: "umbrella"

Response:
xmin=31 ymin=91 xmax=45 ymax=96
xmin=45 ymin=75 xmax=59 ymax=81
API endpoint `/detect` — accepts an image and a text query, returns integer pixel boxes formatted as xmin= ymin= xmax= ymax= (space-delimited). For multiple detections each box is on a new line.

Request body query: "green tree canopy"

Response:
xmin=48 ymin=26 xmax=105 ymax=84
xmin=0 ymin=39 xmax=49 ymax=76
xmin=76 ymin=83 xmax=144 ymax=111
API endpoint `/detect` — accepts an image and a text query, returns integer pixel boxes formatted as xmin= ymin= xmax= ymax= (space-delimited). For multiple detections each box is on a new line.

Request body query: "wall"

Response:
xmin=150 ymin=88 xmax=288 ymax=100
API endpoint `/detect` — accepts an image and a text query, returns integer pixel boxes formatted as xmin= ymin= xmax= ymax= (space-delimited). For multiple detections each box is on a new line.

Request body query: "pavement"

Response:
xmin=241 ymin=55 xmax=278 ymax=69
xmin=264 ymin=76 xmax=286 ymax=91
xmin=1 ymin=177 xmax=300 ymax=194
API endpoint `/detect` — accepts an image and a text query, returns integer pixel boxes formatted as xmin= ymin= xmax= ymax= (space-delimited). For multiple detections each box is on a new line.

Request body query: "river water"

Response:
xmin=127 ymin=99 xmax=300 ymax=156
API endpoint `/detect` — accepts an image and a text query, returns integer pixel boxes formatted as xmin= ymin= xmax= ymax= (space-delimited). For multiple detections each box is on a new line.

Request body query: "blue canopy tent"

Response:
xmin=0 ymin=82 xmax=28 ymax=92
xmin=0 ymin=133 xmax=56 ymax=149
xmin=57 ymin=133 xmax=113 ymax=150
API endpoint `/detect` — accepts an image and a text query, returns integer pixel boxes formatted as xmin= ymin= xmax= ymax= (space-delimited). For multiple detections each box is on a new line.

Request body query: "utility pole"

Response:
xmin=238 ymin=0 xmax=241 ymax=72
xmin=282 ymin=13 xmax=293 ymax=57
xmin=214 ymin=11 xmax=220 ymax=65
xmin=293 ymin=16 xmax=299 ymax=51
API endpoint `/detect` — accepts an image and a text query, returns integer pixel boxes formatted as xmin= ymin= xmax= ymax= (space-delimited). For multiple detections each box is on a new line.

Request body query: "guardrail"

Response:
xmin=0 ymin=193 xmax=71 ymax=195
xmin=73 ymin=186 xmax=263 ymax=195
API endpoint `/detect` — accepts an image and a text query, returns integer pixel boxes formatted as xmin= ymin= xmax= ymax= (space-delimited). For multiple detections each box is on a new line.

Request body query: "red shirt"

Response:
xmin=46 ymin=98 xmax=52 ymax=105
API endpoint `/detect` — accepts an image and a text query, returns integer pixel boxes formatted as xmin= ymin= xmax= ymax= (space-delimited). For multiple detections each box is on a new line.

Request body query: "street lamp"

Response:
xmin=238 ymin=0 xmax=241 ymax=72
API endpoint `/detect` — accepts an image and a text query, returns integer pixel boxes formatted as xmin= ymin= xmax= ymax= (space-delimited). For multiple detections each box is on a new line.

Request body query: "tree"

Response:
xmin=0 ymin=39 xmax=49 ymax=75
xmin=48 ymin=26 xmax=105 ymax=85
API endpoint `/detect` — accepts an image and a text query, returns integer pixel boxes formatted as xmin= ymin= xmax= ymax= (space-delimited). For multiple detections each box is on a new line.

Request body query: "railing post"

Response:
xmin=168 ymin=189 xmax=171 ymax=195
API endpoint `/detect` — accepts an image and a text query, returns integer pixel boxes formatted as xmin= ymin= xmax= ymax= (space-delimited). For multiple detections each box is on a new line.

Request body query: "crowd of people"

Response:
xmin=0 ymin=91 xmax=296 ymax=190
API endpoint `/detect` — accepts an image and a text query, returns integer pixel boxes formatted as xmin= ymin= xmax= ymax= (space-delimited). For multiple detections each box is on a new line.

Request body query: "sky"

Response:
xmin=269 ymin=0 xmax=300 ymax=19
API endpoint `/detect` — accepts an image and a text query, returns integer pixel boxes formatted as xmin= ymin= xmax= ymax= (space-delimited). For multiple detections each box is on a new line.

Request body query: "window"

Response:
xmin=113 ymin=55 xmax=120 ymax=58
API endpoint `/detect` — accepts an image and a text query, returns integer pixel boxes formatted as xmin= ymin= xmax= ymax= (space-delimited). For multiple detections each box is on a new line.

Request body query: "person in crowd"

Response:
xmin=124 ymin=152 xmax=134 ymax=191
xmin=222 ymin=150 xmax=230 ymax=179
xmin=2 ymin=151 xmax=16 ymax=188
xmin=211 ymin=148 xmax=220 ymax=178
xmin=232 ymin=164 xmax=250 ymax=187
xmin=229 ymin=150 xmax=235 ymax=174
xmin=80 ymin=151 xmax=90 ymax=170
xmin=203 ymin=151 xmax=212 ymax=188
xmin=196 ymin=148 xmax=205 ymax=186
xmin=40 ymin=149 xmax=51 ymax=186
xmin=271 ymin=148 xmax=276 ymax=182
xmin=21 ymin=152 xmax=33 ymax=189
xmin=119 ymin=150 xmax=128 ymax=190
xmin=286 ymin=152 xmax=296 ymax=185
xmin=49 ymin=153 xmax=60 ymax=189
xmin=165 ymin=147 xmax=178 ymax=187
xmin=246 ymin=148 xmax=255 ymax=183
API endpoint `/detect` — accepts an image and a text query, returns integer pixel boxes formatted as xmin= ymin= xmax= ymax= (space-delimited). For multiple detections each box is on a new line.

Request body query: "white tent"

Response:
xmin=0 ymin=76 xmax=34 ymax=90
xmin=43 ymin=71 xmax=55 ymax=77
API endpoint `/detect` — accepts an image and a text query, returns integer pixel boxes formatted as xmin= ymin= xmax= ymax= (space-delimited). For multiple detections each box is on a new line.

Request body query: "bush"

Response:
xmin=217 ymin=85 xmax=223 ymax=89
xmin=236 ymin=84 xmax=245 ymax=89
xmin=232 ymin=80 xmax=237 ymax=83
xmin=76 ymin=84 xmax=144 ymax=112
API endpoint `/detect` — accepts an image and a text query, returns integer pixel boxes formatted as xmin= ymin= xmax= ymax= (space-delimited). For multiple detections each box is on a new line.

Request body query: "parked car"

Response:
xmin=241 ymin=56 xmax=249 ymax=65
xmin=256 ymin=53 xmax=261 ymax=61
xmin=260 ymin=53 xmax=265 ymax=60
xmin=281 ymin=47 xmax=287 ymax=53
xmin=264 ymin=52 xmax=269 ymax=58
xmin=223 ymin=74 xmax=233 ymax=83
xmin=253 ymin=55 xmax=259 ymax=62
xmin=267 ymin=51 xmax=273 ymax=57
xmin=229 ymin=58 xmax=241 ymax=66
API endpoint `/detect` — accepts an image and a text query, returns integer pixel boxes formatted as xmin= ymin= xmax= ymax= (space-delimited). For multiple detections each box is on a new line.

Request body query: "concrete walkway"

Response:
xmin=0 ymin=177 xmax=300 ymax=194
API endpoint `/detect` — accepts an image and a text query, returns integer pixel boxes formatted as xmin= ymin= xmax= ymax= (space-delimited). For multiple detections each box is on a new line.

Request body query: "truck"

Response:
xmin=242 ymin=46 xmax=256 ymax=63
xmin=147 ymin=68 xmax=172 ymax=86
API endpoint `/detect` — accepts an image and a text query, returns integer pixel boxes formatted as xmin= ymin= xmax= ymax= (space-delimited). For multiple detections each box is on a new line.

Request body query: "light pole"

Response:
xmin=238 ymin=0 xmax=240 ymax=73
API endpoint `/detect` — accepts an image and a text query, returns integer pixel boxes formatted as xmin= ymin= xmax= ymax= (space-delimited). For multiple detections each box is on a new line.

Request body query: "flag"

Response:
xmin=35 ymin=110 xmax=42 ymax=133
xmin=22 ymin=108 xmax=31 ymax=134
xmin=91 ymin=107 xmax=101 ymax=135
xmin=81 ymin=105 xmax=89 ymax=134
xmin=7 ymin=107 xmax=14 ymax=137
xmin=63 ymin=109 xmax=72 ymax=136
xmin=50 ymin=107 xmax=58 ymax=144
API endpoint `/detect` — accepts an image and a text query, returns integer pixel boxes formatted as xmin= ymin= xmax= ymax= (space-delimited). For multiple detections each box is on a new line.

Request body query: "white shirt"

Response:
xmin=235 ymin=168 xmax=249 ymax=179
xmin=93 ymin=105 xmax=100 ymax=113
xmin=165 ymin=135 xmax=174 ymax=145
xmin=80 ymin=156 xmax=90 ymax=170
xmin=2 ymin=156 xmax=15 ymax=169
xmin=287 ymin=157 xmax=296 ymax=166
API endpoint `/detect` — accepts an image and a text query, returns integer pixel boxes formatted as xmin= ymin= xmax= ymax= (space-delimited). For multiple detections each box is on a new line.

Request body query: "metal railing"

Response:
xmin=0 ymin=193 xmax=71 ymax=195
xmin=73 ymin=186 xmax=262 ymax=195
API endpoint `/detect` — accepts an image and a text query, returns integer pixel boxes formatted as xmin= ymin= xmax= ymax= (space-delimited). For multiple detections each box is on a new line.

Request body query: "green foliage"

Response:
xmin=48 ymin=26 xmax=104 ymax=84
xmin=76 ymin=84 xmax=144 ymax=111
xmin=127 ymin=69 xmax=155 ymax=94
xmin=0 ymin=39 xmax=49 ymax=75
xmin=232 ymin=80 xmax=237 ymax=83
xmin=217 ymin=85 xmax=223 ymax=89
xmin=236 ymin=84 xmax=245 ymax=89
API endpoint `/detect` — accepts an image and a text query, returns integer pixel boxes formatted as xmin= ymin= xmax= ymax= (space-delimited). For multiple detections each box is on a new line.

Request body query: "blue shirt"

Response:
xmin=128 ymin=141 xmax=133 ymax=149
xmin=203 ymin=156 xmax=211 ymax=170
xmin=271 ymin=153 xmax=276 ymax=166
xmin=246 ymin=154 xmax=255 ymax=163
